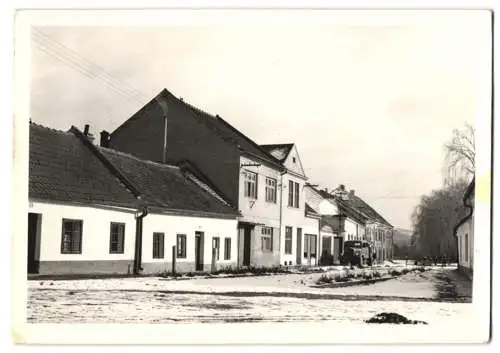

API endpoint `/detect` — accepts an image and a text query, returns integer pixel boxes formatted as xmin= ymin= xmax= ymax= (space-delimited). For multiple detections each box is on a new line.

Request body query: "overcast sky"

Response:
xmin=29 ymin=11 xmax=491 ymax=229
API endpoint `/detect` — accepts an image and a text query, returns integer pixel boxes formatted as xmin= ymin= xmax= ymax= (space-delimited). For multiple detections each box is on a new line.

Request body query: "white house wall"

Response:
xmin=28 ymin=200 xmax=137 ymax=275
xmin=141 ymin=213 xmax=238 ymax=274
xmin=238 ymin=155 xmax=281 ymax=228
xmin=280 ymin=173 xmax=317 ymax=266
xmin=28 ymin=200 xmax=238 ymax=275
xmin=305 ymin=187 xmax=338 ymax=216
xmin=457 ymin=216 xmax=474 ymax=278
xmin=282 ymin=145 xmax=306 ymax=177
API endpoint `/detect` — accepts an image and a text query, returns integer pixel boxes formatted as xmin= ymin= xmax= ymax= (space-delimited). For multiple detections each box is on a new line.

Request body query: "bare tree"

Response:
xmin=444 ymin=123 xmax=475 ymax=182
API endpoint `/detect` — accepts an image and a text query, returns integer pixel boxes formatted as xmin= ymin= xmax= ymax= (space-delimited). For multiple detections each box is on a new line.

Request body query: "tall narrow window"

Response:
xmin=288 ymin=180 xmax=294 ymax=207
xmin=294 ymin=182 xmax=300 ymax=208
xmin=244 ymin=171 xmax=258 ymax=199
xmin=213 ymin=237 xmax=220 ymax=260
xmin=176 ymin=234 xmax=187 ymax=258
xmin=464 ymin=233 xmax=469 ymax=263
xmin=109 ymin=222 xmax=125 ymax=254
xmin=153 ymin=232 xmax=165 ymax=259
xmin=61 ymin=219 xmax=83 ymax=254
xmin=224 ymin=238 xmax=231 ymax=260
xmin=285 ymin=226 xmax=293 ymax=254
xmin=261 ymin=226 xmax=273 ymax=252
xmin=265 ymin=177 xmax=277 ymax=203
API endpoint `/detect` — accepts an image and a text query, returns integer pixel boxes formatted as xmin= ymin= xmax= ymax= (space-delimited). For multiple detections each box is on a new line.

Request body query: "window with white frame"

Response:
xmin=224 ymin=238 xmax=231 ymax=260
xmin=213 ymin=237 xmax=220 ymax=260
xmin=287 ymin=180 xmax=300 ymax=208
xmin=61 ymin=219 xmax=83 ymax=254
xmin=244 ymin=171 xmax=258 ymax=199
xmin=176 ymin=234 xmax=187 ymax=258
xmin=261 ymin=226 xmax=273 ymax=252
xmin=265 ymin=177 xmax=277 ymax=203
xmin=109 ymin=222 xmax=125 ymax=254
xmin=285 ymin=226 xmax=293 ymax=254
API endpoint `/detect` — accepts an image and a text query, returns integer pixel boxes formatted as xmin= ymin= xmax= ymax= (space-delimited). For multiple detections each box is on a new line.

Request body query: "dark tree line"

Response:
xmin=408 ymin=123 xmax=474 ymax=260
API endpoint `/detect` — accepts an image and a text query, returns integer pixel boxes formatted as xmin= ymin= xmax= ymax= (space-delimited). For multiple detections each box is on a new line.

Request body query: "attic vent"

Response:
xmin=292 ymin=157 xmax=296 ymax=163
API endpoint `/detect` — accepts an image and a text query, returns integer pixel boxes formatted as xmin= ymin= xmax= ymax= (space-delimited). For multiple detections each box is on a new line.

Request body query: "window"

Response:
xmin=224 ymin=238 xmax=231 ymax=260
xmin=176 ymin=234 xmax=186 ymax=258
xmin=294 ymin=182 xmax=300 ymax=208
xmin=61 ymin=219 xmax=83 ymax=254
xmin=109 ymin=222 xmax=125 ymax=254
xmin=292 ymin=157 xmax=296 ymax=163
xmin=153 ymin=232 xmax=164 ymax=259
xmin=464 ymin=233 xmax=469 ymax=262
xmin=261 ymin=226 xmax=273 ymax=252
xmin=244 ymin=171 xmax=258 ymax=199
xmin=213 ymin=237 xmax=220 ymax=260
xmin=265 ymin=177 xmax=277 ymax=203
xmin=285 ymin=226 xmax=293 ymax=254
xmin=304 ymin=234 xmax=317 ymax=258
xmin=288 ymin=180 xmax=300 ymax=208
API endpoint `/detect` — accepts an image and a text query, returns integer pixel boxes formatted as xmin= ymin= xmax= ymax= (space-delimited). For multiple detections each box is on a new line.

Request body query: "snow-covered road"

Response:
xmin=27 ymin=267 xmax=472 ymax=324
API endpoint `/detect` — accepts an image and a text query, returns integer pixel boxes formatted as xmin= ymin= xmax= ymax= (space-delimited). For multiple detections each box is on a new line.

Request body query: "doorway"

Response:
xmin=296 ymin=228 xmax=302 ymax=265
xmin=333 ymin=236 xmax=343 ymax=264
xmin=27 ymin=213 xmax=41 ymax=274
xmin=194 ymin=231 xmax=204 ymax=271
xmin=304 ymin=234 xmax=317 ymax=266
xmin=243 ymin=226 xmax=251 ymax=266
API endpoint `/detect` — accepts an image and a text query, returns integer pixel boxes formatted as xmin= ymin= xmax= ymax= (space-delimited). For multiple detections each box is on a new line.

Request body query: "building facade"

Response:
xmin=106 ymin=89 xmax=286 ymax=268
xmin=28 ymin=122 xmax=239 ymax=276
xmin=454 ymin=178 xmax=475 ymax=279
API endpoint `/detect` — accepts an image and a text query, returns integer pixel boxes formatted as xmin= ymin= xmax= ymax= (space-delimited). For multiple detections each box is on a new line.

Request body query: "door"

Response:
xmin=27 ymin=213 xmax=41 ymax=274
xmin=195 ymin=231 xmax=204 ymax=271
xmin=333 ymin=236 xmax=342 ymax=264
xmin=296 ymin=228 xmax=302 ymax=265
xmin=304 ymin=234 xmax=318 ymax=266
xmin=321 ymin=236 xmax=332 ymax=265
xmin=243 ymin=226 xmax=251 ymax=266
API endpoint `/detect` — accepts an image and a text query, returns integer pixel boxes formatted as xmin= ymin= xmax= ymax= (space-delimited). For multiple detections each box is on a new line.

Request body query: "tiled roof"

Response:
xmin=348 ymin=195 xmax=393 ymax=228
xmin=160 ymin=89 xmax=283 ymax=168
xmin=29 ymin=122 xmax=139 ymax=209
xmin=312 ymin=185 xmax=393 ymax=227
xmin=305 ymin=203 xmax=320 ymax=217
xmin=99 ymin=147 xmax=239 ymax=217
xmin=260 ymin=144 xmax=294 ymax=162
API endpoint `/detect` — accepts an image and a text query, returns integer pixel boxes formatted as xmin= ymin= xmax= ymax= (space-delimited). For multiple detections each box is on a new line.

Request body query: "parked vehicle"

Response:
xmin=341 ymin=240 xmax=374 ymax=267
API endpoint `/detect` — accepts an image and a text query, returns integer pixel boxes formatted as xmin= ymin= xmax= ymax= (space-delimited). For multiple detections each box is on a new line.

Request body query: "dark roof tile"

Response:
xmin=99 ymin=147 xmax=238 ymax=216
xmin=29 ymin=123 xmax=139 ymax=208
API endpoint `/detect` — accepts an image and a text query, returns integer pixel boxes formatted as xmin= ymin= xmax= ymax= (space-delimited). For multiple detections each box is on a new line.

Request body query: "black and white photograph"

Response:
xmin=11 ymin=7 xmax=492 ymax=345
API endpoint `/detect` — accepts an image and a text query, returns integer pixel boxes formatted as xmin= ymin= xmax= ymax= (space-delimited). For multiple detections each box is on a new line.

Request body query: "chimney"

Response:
xmin=324 ymin=187 xmax=328 ymax=194
xmin=83 ymin=124 xmax=95 ymax=144
xmin=349 ymin=189 xmax=355 ymax=197
xmin=100 ymin=130 xmax=110 ymax=147
xmin=339 ymin=184 xmax=345 ymax=191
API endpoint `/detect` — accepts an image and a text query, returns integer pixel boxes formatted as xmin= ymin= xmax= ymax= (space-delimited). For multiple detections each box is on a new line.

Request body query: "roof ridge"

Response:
xmin=30 ymin=121 xmax=72 ymax=135
xmin=215 ymin=116 xmax=283 ymax=165
xmin=99 ymin=146 xmax=180 ymax=170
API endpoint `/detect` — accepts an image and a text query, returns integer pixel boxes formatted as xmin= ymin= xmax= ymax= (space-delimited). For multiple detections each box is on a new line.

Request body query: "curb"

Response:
xmin=311 ymin=276 xmax=396 ymax=288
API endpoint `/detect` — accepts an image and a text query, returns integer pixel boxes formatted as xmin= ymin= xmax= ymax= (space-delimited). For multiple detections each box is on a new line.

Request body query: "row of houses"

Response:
xmin=28 ymin=88 xmax=394 ymax=275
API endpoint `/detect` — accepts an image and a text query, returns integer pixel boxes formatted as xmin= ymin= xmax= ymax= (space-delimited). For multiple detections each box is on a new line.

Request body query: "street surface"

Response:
xmin=27 ymin=265 xmax=472 ymax=324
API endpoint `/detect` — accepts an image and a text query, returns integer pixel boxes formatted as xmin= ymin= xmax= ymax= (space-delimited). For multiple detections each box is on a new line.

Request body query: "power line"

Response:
xmin=31 ymin=30 xmax=149 ymax=105
xmin=33 ymin=28 xmax=148 ymax=100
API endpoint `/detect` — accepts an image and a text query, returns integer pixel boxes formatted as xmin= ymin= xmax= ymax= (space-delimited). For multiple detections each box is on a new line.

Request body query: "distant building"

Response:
xmin=454 ymin=177 xmax=475 ymax=279
xmin=28 ymin=122 xmax=238 ymax=276
xmin=304 ymin=185 xmax=367 ymax=265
